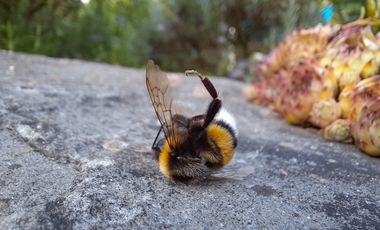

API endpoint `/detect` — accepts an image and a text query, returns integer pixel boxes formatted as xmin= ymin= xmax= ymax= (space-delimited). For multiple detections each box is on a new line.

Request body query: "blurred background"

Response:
xmin=0 ymin=0 xmax=363 ymax=79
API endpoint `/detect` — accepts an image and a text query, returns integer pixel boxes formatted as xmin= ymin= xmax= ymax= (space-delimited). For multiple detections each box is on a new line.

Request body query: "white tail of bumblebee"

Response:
xmin=215 ymin=109 xmax=238 ymax=136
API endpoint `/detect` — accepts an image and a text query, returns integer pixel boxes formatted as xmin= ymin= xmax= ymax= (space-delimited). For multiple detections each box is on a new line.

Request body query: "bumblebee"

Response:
xmin=146 ymin=60 xmax=238 ymax=183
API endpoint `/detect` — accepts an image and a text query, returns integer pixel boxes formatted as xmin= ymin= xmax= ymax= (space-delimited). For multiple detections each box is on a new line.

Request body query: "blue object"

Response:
xmin=320 ymin=5 xmax=334 ymax=23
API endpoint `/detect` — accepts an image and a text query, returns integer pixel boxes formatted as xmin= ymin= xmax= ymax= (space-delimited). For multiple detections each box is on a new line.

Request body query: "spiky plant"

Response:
xmin=320 ymin=26 xmax=380 ymax=91
xmin=337 ymin=75 xmax=380 ymax=155
xmin=243 ymin=81 xmax=273 ymax=105
xmin=246 ymin=3 xmax=380 ymax=156
xmin=256 ymin=24 xmax=338 ymax=79
xmin=351 ymin=97 xmax=380 ymax=156
xmin=273 ymin=61 xmax=337 ymax=125
xmin=309 ymin=99 xmax=341 ymax=128
xmin=323 ymin=119 xmax=353 ymax=143
xmin=346 ymin=76 xmax=380 ymax=121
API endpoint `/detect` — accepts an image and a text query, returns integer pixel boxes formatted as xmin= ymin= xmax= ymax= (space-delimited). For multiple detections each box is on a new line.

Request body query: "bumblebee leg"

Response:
xmin=200 ymin=147 xmax=224 ymax=170
xmin=152 ymin=125 xmax=163 ymax=151
xmin=185 ymin=70 xmax=221 ymax=127
xmin=185 ymin=70 xmax=218 ymax=99
xmin=203 ymin=98 xmax=221 ymax=127
xmin=152 ymin=126 xmax=163 ymax=160
xmin=200 ymin=151 xmax=222 ymax=164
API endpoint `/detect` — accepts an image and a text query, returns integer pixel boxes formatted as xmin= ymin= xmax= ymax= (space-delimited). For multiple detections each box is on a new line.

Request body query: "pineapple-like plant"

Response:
xmin=245 ymin=1 xmax=380 ymax=156
xmin=321 ymin=26 xmax=380 ymax=91
xmin=273 ymin=61 xmax=337 ymax=125
xmin=309 ymin=98 xmax=341 ymax=128
xmin=323 ymin=119 xmax=353 ymax=143
xmin=345 ymin=76 xmax=380 ymax=156
xmin=345 ymin=76 xmax=380 ymax=121
xmin=351 ymin=97 xmax=380 ymax=156
xmin=256 ymin=24 xmax=337 ymax=79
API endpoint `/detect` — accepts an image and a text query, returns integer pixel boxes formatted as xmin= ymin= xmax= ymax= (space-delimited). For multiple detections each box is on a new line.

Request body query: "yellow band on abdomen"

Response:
xmin=207 ymin=124 xmax=235 ymax=165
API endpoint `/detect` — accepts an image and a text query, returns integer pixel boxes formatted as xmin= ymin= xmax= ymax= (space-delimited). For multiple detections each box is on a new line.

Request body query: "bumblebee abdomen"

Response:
xmin=206 ymin=122 xmax=237 ymax=167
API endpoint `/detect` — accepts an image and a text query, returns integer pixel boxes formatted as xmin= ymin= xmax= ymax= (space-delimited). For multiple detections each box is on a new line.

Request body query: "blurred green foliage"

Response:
xmin=0 ymin=0 xmax=363 ymax=75
xmin=329 ymin=0 xmax=364 ymax=23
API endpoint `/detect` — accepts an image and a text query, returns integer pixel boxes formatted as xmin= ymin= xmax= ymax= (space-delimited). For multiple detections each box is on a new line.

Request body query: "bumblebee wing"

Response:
xmin=208 ymin=166 xmax=255 ymax=181
xmin=146 ymin=60 xmax=179 ymax=148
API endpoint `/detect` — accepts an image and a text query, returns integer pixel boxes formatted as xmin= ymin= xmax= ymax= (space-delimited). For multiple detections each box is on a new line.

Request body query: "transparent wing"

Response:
xmin=146 ymin=60 xmax=179 ymax=148
xmin=209 ymin=165 xmax=255 ymax=181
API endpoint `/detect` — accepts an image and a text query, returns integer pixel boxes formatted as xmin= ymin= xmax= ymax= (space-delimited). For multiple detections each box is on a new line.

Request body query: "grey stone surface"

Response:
xmin=0 ymin=51 xmax=379 ymax=229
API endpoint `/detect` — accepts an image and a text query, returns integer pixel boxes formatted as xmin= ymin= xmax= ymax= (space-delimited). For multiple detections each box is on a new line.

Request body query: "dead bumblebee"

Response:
xmin=146 ymin=60 xmax=238 ymax=183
